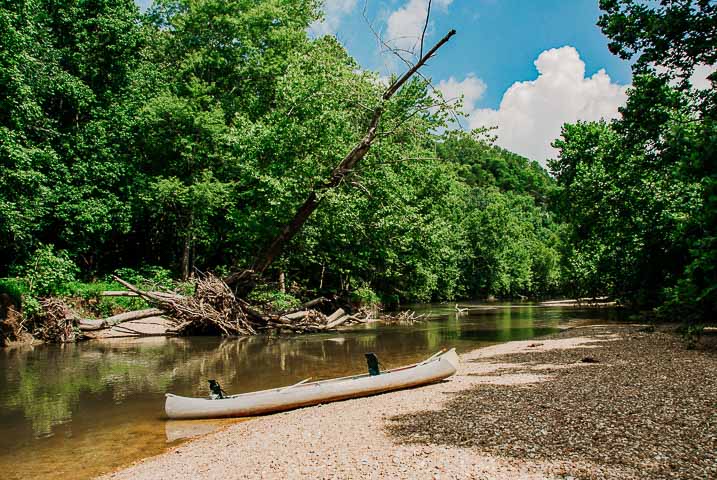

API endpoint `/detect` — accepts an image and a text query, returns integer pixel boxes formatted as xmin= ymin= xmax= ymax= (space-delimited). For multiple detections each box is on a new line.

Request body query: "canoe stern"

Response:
xmin=440 ymin=348 xmax=460 ymax=371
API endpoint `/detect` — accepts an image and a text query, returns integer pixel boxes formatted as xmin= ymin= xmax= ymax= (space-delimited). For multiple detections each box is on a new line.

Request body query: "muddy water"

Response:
xmin=0 ymin=304 xmax=615 ymax=480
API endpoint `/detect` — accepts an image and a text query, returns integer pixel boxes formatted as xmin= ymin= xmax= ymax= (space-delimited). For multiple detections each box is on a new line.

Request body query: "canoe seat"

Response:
xmin=365 ymin=352 xmax=380 ymax=376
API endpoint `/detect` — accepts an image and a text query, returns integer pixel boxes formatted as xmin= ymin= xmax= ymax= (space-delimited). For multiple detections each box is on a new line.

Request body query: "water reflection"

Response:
xmin=0 ymin=304 xmax=616 ymax=480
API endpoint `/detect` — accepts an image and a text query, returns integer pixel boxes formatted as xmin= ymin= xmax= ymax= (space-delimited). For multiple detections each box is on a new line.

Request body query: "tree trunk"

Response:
xmin=278 ymin=271 xmax=286 ymax=293
xmin=181 ymin=214 xmax=193 ymax=281
xmin=225 ymin=30 xmax=456 ymax=291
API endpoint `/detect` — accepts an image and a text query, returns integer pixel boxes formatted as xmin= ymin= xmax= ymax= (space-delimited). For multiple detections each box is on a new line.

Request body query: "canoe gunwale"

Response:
xmin=165 ymin=348 xmax=452 ymax=401
xmin=165 ymin=348 xmax=458 ymax=419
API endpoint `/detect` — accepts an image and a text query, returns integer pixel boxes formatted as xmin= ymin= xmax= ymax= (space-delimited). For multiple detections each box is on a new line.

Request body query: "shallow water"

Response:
xmin=0 ymin=303 xmax=616 ymax=480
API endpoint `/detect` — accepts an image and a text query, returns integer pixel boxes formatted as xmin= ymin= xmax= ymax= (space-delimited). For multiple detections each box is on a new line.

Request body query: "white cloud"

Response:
xmin=656 ymin=63 xmax=716 ymax=90
xmin=386 ymin=0 xmax=453 ymax=53
xmin=689 ymin=64 xmax=716 ymax=90
xmin=310 ymin=0 xmax=358 ymax=36
xmin=436 ymin=74 xmax=487 ymax=112
xmin=464 ymin=46 xmax=628 ymax=165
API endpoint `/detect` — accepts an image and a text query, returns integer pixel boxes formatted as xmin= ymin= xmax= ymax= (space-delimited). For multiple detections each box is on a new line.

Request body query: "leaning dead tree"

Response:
xmin=88 ymin=30 xmax=457 ymax=337
xmin=225 ymin=29 xmax=457 ymax=293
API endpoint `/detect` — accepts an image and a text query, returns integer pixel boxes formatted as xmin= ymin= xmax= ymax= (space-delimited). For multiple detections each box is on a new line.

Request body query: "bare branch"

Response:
xmin=362 ymin=0 xmax=414 ymax=70
xmin=420 ymin=0 xmax=433 ymax=59
xmin=236 ymin=29 xmax=457 ymax=280
xmin=383 ymin=29 xmax=456 ymax=100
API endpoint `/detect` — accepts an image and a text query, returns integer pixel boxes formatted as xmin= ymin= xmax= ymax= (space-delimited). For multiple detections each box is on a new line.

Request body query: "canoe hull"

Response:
xmin=165 ymin=348 xmax=459 ymax=419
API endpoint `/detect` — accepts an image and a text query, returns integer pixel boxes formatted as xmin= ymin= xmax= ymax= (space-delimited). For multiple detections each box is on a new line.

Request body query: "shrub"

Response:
xmin=0 ymin=277 xmax=28 ymax=305
xmin=14 ymin=244 xmax=79 ymax=297
xmin=351 ymin=284 xmax=382 ymax=308
xmin=248 ymin=286 xmax=301 ymax=312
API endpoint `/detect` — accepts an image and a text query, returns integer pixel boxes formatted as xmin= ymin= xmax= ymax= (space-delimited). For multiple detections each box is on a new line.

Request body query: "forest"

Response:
xmin=0 ymin=0 xmax=715 ymax=337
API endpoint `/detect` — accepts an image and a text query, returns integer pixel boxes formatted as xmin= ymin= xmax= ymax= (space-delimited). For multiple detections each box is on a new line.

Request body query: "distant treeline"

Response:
xmin=1 ymin=0 xmax=714 ymax=319
xmin=0 ymin=0 xmax=563 ymax=303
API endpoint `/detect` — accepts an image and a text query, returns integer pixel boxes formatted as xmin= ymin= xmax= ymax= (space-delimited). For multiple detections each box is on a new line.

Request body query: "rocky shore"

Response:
xmin=103 ymin=325 xmax=716 ymax=480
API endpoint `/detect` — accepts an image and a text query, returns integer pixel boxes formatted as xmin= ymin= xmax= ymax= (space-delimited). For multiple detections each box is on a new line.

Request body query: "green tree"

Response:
xmin=552 ymin=0 xmax=716 ymax=316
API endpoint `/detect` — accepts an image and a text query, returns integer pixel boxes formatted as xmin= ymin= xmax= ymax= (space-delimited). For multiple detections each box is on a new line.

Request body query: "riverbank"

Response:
xmin=101 ymin=324 xmax=716 ymax=479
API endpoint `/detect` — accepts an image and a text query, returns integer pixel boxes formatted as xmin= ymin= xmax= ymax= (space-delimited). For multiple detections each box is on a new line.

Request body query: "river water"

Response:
xmin=0 ymin=303 xmax=615 ymax=480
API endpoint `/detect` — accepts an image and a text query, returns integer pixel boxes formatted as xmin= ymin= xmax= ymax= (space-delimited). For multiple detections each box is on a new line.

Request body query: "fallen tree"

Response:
xmin=24 ymin=30 xmax=456 ymax=341
xmin=99 ymin=30 xmax=457 ymax=337
xmin=108 ymin=274 xmax=378 ymax=335
xmin=77 ymin=308 xmax=164 ymax=331
xmin=225 ymin=29 xmax=457 ymax=294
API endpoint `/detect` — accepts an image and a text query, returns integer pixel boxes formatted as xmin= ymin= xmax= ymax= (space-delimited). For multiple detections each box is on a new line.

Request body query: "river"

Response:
xmin=0 ymin=303 xmax=616 ymax=480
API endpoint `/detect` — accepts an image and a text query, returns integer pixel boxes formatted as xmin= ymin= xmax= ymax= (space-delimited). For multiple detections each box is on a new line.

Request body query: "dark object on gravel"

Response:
xmin=580 ymin=356 xmax=599 ymax=363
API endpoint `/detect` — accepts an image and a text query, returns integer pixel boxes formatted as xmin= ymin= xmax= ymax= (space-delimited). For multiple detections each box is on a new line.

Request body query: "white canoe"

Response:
xmin=165 ymin=348 xmax=459 ymax=419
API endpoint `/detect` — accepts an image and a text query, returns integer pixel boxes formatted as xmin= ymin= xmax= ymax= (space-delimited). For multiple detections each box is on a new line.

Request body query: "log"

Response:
xmin=326 ymin=308 xmax=345 ymax=323
xmin=101 ymin=291 xmax=184 ymax=300
xmin=302 ymin=297 xmax=327 ymax=309
xmin=325 ymin=314 xmax=351 ymax=330
xmin=78 ymin=308 xmax=164 ymax=331
xmin=102 ymin=308 xmax=164 ymax=327
xmin=78 ymin=319 xmax=107 ymax=331
xmin=283 ymin=310 xmax=310 ymax=321
xmin=111 ymin=276 xmax=170 ymax=304
xmin=101 ymin=290 xmax=140 ymax=297
xmin=272 ymin=317 xmax=294 ymax=325
xmin=237 ymin=299 xmax=269 ymax=324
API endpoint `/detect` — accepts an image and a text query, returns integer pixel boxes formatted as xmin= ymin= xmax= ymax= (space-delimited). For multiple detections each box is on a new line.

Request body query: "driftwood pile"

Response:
xmin=381 ymin=310 xmax=425 ymax=324
xmin=104 ymin=274 xmax=379 ymax=336
xmin=112 ymin=275 xmax=257 ymax=336
xmin=34 ymin=298 xmax=79 ymax=343
xmin=19 ymin=274 xmax=424 ymax=341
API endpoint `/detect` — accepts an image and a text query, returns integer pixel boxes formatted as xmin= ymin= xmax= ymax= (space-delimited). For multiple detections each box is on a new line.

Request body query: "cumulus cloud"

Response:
xmin=310 ymin=0 xmax=358 ymax=36
xmin=436 ymin=74 xmax=487 ymax=113
xmin=387 ymin=0 xmax=453 ymax=52
xmin=461 ymin=46 xmax=628 ymax=165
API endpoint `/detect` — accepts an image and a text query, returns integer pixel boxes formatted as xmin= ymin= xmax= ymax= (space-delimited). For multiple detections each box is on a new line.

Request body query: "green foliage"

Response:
xmin=114 ymin=266 xmax=177 ymax=290
xmin=0 ymin=277 xmax=28 ymax=314
xmin=14 ymin=245 xmax=79 ymax=297
xmin=248 ymin=286 xmax=301 ymax=312
xmin=463 ymin=189 xmax=562 ymax=298
xmin=551 ymin=79 xmax=704 ymax=307
xmin=437 ymin=130 xmax=555 ymax=205
xmin=598 ymin=0 xmax=717 ymax=87
xmin=351 ymin=284 xmax=382 ymax=308
xmin=0 ymin=0 xmax=566 ymax=307
xmin=551 ymin=0 xmax=717 ymax=320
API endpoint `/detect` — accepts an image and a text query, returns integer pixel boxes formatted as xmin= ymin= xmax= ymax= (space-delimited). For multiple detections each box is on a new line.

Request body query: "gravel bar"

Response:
xmin=102 ymin=325 xmax=716 ymax=480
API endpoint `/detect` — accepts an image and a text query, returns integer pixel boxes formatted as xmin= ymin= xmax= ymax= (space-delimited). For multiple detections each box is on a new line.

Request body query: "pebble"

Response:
xmin=101 ymin=326 xmax=715 ymax=480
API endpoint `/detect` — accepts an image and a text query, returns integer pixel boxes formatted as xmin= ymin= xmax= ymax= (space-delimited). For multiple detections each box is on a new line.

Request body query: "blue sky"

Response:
xmin=326 ymin=0 xmax=632 ymax=110
xmin=311 ymin=0 xmax=636 ymax=163
xmin=135 ymin=0 xmax=636 ymax=164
